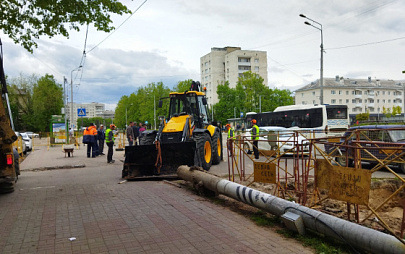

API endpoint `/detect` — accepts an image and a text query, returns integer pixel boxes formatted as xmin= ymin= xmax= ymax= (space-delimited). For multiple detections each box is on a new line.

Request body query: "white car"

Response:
xmin=14 ymin=131 xmax=27 ymax=154
xmin=21 ymin=132 xmax=32 ymax=152
xmin=25 ymin=131 xmax=39 ymax=138
xmin=243 ymin=126 xmax=309 ymax=155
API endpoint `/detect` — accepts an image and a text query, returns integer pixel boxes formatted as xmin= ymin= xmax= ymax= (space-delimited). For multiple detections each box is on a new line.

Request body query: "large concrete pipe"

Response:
xmin=177 ymin=166 xmax=405 ymax=254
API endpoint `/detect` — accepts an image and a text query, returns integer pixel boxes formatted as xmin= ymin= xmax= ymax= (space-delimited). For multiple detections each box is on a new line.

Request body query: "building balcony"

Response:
xmin=395 ymin=94 xmax=402 ymax=99
xmin=367 ymin=103 xmax=375 ymax=108
xmin=354 ymin=94 xmax=362 ymax=99
xmin=367 ymin=93 xmax=375 ymax=98
xmin=238 ymin=62 xmax=251 ymax=66
xmin=355 ymin=103 xmax=362 ymax=108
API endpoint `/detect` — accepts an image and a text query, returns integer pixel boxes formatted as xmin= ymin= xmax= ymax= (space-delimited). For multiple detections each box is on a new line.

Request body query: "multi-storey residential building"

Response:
xmin=65 ymin=102 xmax=114 ymax=129
xmin=200 ymin=47 xmax=268 ymax=105
xmin=295 ymin=76 xmax=405 ymax=122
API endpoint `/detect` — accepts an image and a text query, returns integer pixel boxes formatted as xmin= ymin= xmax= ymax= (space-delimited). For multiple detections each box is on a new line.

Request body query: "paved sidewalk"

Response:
xmin=0 ymin=145 xmax=315 ymax=254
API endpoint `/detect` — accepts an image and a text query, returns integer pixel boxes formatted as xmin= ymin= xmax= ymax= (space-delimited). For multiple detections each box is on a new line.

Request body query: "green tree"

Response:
xmin=32 ymin=74 xmax=63 ymax=132
xmin=383 ymin=106 xmax=392 ymax=118
xmin=213 ymin=81 xmax=241 ymax=124
xmin=356 ymin=112 xmax=369 ymax=121
xmin=115 ymin=81 xmax=171 ymax=129
xmin=392 ymin=106 xmax=402 ymax=116
xmin=213 ymin=72 xmax=294 ymax=124
xmin=7 ymin=74 xmax=38 ymax=131
xmin=173 ymin=79 xmax=193 ymax=92
xmin=0 ymin=0 xmax=132 ymax=53
xmin=236 ymin=71 xmax=266 ymax=112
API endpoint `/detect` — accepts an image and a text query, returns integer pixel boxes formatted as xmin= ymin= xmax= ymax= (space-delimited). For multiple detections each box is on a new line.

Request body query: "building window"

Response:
xmin=312 ymin=91 xmax=315 ymax=96
xmin=302 ymin=93 xmax=304 ymax=97
xmin=388 ymin=91 xmax=391 ymax=95
xmin=352 ymin=91 xmax=355 ymax=95
xmin=238 ymin=57 xmax=250 ymax=63
xmin=383 ymin=91 xmax=385 ymax=95
xmin=254 ymin=66 xmax=259 ymax=71
xmin=313 ymin=100 xmax=316 ymax=104
xmin=331 ymin=99 xmax=336 ymax=104
xmin=383 ymin=99 xmax=386 ymax=103
xmin=346 ymin=99 xmax=349 ymax=103
xmin=346 ymin=91 xmax=349 ymax=95
xmin=339 ymin=99 xmax=342 ymax=103
xmin=339 ymin=90 xmax=342 ymax=95
xmin=352 ymin=99 xmax=356 ymax=103
xmin=352 ymin=108 xmax=356 ymax=112
xmin=388 ymin=99 xmax=391 ymax=103
xmin=254 ymin=58 xmax=259 ymax=63
xmin=238 ymin=66 xmax=251 ymax=70
xmin=331 ymin=90 xmax=336 ymax=95
xmin=377 ymin=99 xmax=379 ymax=103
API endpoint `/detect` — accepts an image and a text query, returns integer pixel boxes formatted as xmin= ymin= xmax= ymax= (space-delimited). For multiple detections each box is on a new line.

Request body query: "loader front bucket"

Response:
xmin=122 ymin=141 xmax=196 ymax=180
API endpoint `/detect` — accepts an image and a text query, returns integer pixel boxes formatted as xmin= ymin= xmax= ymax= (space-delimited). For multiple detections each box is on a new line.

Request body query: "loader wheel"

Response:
xmin=211 ymin=131 xmax=222 ymax=165
xmin=195 ymin=133 xmax=212 ymax=171
xmin=0 ymin=181 xmax=15 ymax=194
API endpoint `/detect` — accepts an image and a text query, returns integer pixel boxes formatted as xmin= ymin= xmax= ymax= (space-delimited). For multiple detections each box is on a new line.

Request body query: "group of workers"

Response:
xmin=83 ymin=123 xmax=116 ymax=163
xmin=226 ymin=119 xmax=259 ymax=160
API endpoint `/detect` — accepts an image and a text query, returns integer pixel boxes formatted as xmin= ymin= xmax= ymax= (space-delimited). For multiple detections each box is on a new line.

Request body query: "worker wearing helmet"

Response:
xmin=226 ymin=124 xmax=235 ymax=156
xmin=250 ymin=119 xmax=260 ymax=160
xmin=105 ymin=124 xmax=116 ymax=163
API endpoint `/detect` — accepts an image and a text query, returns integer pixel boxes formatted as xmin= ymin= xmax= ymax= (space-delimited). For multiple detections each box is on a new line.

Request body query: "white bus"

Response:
xmin=246 ymin=104 xmax=349 ymax=136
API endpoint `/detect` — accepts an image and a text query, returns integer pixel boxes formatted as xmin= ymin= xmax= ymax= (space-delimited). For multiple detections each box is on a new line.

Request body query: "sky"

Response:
xmin=1 ymin=0 xmax=405 ymax=110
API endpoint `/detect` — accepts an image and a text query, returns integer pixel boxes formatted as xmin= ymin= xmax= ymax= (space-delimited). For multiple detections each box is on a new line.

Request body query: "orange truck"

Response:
xmin=0 ymin=39 xmax=20 ymax=193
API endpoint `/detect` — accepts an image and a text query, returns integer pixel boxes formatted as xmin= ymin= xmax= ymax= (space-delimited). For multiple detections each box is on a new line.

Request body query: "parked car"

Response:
xmin=14 ymin=131 xmax=27 ymax=155
xmin=25 ymin=131 xmax=39 ymax=138
xmin=243 ymin=126 xmax=309 ymax=155
xmin=20 ymin=132 xmax=32 ymax=152
xmin=325 ymin=125 xmax=405 ymax=173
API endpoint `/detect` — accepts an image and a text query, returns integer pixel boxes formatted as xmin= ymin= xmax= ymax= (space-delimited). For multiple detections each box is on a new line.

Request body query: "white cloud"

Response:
xmin=2 ymin=0 xmax=405 ymax=111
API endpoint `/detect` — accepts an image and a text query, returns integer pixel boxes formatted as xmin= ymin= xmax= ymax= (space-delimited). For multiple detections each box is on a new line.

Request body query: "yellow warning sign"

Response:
xmin=316 ymin=159 xmax=371 ymax=205
xmin=254 ymin=162 xmax=276 ymax=184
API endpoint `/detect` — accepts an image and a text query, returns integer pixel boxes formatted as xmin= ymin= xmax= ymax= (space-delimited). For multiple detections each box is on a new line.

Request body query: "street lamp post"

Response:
xmin=153 ymin=94 xmax=156 ymax=130
xmin=259 ymin=95 xmax=262 ymax=113
xmin=300 ymin=14 xmax=324 ymax=105
xmin=70 ymin=65 xmax=82 ymax=131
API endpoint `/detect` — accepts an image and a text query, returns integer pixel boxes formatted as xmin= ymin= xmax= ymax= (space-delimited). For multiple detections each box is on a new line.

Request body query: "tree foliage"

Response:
xmin=172 ymin=79 xmax=193 ymax=92
xmin=213 ymin=72 xmax=294 ymax=124
xmin=0 ymin=0 xmax=132 ymax=52
xmin=32 ymin=74 xmax=64 ymax=132
xmin=114 ymin=82 xmax=172 ymax=129
xmin=7 ymin=74 xmax=38 ymax=131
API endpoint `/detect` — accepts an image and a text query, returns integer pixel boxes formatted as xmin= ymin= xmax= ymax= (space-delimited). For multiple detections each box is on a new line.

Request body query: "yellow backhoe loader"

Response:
xmin=122 ymin=88 xmax=222 ymax=179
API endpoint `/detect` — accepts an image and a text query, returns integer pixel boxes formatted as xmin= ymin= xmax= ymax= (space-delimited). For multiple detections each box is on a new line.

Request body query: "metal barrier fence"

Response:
xmin=227 ymin=128 xmax=405 ymax=243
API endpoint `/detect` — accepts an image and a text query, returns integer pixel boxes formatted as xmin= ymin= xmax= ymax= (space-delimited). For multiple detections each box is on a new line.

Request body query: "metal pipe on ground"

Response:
xmin=177 ymin=165 xmax=405 ymax=254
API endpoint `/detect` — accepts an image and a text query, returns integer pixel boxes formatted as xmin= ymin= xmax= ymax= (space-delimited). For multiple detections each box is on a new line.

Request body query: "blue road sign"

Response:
xmin=240 ymin=112 xmax=244 ymax=117
xmin=77 ymin=108 xmax=86 ymax=117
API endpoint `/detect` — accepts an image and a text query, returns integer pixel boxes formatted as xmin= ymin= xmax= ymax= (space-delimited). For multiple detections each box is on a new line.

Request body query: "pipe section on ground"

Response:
xmin=177 ymin=165 xmax=405 ymax=254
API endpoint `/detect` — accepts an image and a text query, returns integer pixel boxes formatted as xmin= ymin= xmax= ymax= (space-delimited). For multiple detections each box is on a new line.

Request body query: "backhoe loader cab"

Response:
xmin=122 ymin=88 xmax=223 ymax=180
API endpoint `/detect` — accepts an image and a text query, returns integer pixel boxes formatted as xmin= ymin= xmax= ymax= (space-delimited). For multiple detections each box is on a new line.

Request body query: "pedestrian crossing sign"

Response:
xmin=77 ymin=108 xmax=86 ymax=117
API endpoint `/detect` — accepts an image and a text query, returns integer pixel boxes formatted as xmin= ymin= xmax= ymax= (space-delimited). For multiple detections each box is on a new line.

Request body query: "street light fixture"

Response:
xmin=70 ymin=65 xmax=82 ymax=131
xmin=300 ymin=14 xmax=324 ymax=105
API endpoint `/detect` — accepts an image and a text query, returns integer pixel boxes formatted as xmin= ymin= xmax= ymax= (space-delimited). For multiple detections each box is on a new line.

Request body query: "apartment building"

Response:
xmin=295 ymin=76 xmax=405 ymax=121
xmin=200 ymin=47 xmax=268 ymax=105
xmin=65 ymin=102 xmax=114 ymax=129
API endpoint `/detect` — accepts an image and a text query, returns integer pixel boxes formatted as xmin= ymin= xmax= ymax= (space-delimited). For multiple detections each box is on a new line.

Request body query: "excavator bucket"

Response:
xmin=122 ymin=141 xmax=196 ymax=180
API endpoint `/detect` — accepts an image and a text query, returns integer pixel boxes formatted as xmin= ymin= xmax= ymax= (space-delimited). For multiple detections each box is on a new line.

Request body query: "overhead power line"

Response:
xmin=87 ymin=0 xmax=148 ymax=54
xmin=326 ymin=36 xmax=405 ymax=50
